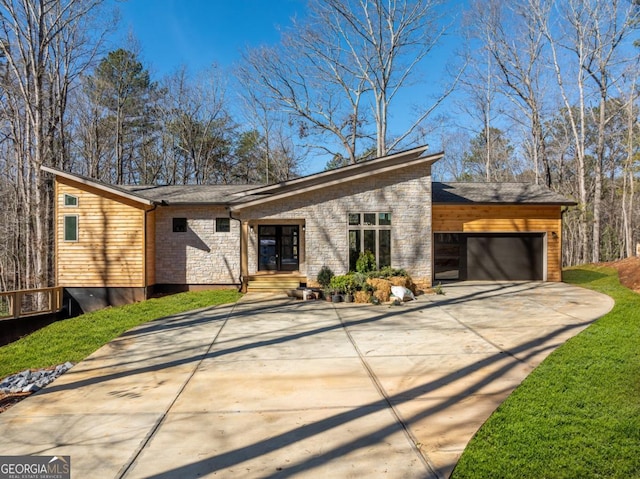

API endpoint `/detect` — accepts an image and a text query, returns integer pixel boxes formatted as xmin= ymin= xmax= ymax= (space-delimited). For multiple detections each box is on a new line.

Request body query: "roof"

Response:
xmin=41 ymin=166 xmax=257 ymax=205
xmin=432 ymin=182 xmax=576 ymax=205
xmin=118 ymin=184 xmax=256 ymax=205
xmin=42 ymin=145 xmax=443 ymax=208
xmin=232 ymin=145 xmax=434 ymax=198
xmin=44 ymin=151 xmax=574 ymax=208
xmin=230 ymin=146 xmax=443 ymax=211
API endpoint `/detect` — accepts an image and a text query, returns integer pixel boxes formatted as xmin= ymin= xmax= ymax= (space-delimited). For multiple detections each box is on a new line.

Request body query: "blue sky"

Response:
xmin=112 ymin=0 xmax=462 ymax=173
xmin=114 ymin=0 xmax=306 ymax=77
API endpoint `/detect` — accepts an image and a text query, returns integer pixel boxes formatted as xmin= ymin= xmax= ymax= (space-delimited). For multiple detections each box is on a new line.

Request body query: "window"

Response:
xmin=173 ymin=218 xmax=187 ymax=233
xmin=64 ymin=215 xmax=78 ymax=242
xmin=64 ymin=194 xmax=78 ymax=207
xmin=348 ymin=212 xmax=392 ymax=270
xmin=216 ymin=217 xmax=230 ymax=233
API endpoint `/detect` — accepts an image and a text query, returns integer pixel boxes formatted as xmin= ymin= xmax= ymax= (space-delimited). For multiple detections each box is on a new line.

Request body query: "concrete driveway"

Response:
xmin=0 ymin=282 xmax=613 ymax=478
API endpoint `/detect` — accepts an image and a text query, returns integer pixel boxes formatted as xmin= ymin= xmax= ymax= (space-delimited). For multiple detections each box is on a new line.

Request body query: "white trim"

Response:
xmin=63 ymin=193 xmax=78 ymax=207
xmin=63 ymin=214 xmax=79 ymax=242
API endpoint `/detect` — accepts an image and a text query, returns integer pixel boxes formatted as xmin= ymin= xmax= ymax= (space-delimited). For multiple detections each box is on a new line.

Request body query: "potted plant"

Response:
xmin=343 ymin=274 xmax=357 ymax=303
xmin=329 ymin=275 xmax=345 ymax=303
xmin=316 ymin=265 xmax=334 ymax=300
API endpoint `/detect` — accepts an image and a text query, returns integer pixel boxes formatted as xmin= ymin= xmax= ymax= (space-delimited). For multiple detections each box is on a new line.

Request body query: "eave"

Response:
xmin=41 ymin=166 xmax=156 ymax=206
xmin=231 ymin=147 xmax=442 ymax=212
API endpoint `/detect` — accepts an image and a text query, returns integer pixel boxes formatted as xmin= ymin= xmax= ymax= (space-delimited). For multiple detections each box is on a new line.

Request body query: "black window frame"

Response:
xmin=173 ymin=218 xmax=187 ymax=233
xmin=216 ymin=217 xmax=231 ymax=233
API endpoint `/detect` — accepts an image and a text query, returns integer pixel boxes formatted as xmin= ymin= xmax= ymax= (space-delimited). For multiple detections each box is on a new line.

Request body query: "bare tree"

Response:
xmin=466 ymin=0 xmax=553 ymax=186
xmin=578 ymin=0 xmax=637 ymax=262
xmin=620 ymin=75 xmax=638 ymax=258
xmin=241 ymin=0 xmax=462 ymax=164
xmin=536 ymin=0 xmax=637 ymax=262
xmin=0 ymin=0 xmax=111 ymax=289
xmin=324 ymin=0 xmax=459 ymax=156
xmin=235 ymin=61 xmax=305 ymax=183
xmin=240 ymin=21 xmax=369 ymax=164
xmin=159 ymin=66 xmax=235 ymax=184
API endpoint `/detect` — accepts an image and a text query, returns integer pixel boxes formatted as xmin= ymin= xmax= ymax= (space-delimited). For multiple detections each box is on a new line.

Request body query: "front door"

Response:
xmin=258 ymin=225 xmax=299 ymax=271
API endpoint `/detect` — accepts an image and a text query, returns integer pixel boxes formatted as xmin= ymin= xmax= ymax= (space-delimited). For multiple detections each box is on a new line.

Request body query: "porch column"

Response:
xmin=240 ymin=220 xmax=249 ymax=293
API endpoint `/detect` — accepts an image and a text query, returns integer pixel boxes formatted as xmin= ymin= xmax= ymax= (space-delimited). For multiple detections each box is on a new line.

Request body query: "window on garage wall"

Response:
xmin=348 ymin=212 xmax=391 ymax=271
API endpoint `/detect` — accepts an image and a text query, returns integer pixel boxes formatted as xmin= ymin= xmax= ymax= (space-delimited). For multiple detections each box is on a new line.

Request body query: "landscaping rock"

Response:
xmin=0 ymin=362 xmax=74 ymax=397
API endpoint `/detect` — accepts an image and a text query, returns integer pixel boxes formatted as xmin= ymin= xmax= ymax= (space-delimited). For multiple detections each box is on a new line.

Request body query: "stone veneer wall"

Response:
xmin=155 ymin=205 xmax=240 ymax=284
xmin=242 ymin=164 xmax=432 ymax=285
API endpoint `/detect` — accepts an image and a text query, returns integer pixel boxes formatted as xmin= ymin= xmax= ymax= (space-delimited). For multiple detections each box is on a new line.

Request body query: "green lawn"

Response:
xmin=0 ymin=289 xmax=242 ymax=378
xmin=452 ymin=265 xmax=640 ymax=478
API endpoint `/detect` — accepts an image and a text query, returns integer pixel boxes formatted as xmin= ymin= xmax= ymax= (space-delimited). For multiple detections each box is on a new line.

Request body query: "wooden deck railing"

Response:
xmin=0 ymin=287 xmax=64 ymax=320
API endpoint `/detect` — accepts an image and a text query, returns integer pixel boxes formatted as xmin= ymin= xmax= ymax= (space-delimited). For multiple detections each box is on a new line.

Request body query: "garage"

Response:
xmin=433 ymin=232 xmax=544 ymax=281
xmin=465 ymin=233 xmax=544 ymax=280
xmin=432 ymin=182 xmax=576 ymax=283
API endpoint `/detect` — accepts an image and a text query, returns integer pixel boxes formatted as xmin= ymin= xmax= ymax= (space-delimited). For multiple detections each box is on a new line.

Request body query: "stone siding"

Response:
xmin=155 ymin=206 xmax=240 ymax=284
xmin=241 ymin=164 xmax=432 ymax=285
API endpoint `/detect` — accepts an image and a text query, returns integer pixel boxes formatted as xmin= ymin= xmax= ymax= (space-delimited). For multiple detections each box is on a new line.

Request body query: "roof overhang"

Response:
xmin=432 ymin=200 xmax=577 ymax=206
xmin=41 ymin=166 xmax=156 ymax=206
xmin=231 ymin=146 xmax=442 ymax=212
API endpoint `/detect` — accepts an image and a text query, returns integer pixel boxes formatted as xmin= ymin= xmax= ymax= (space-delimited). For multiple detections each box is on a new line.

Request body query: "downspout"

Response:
xmin=228 ymin=207 xmax=244 ymax=292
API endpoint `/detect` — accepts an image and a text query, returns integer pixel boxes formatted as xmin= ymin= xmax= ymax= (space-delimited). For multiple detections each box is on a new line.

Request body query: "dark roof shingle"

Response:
xmin=118 ymin=184 xmax=258 ymax=204
xmin=432 ymin=182 xmax=575 ymax=205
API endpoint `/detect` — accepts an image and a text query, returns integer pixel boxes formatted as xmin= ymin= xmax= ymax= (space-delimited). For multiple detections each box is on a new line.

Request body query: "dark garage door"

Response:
xmin=464 ymin=233 xmax=544 ymax=281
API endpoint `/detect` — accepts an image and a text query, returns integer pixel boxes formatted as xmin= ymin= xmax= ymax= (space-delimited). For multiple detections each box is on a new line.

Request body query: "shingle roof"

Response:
xmin=432 ymin=182 xmax=576 ymax=205
xmin=118 ymin=184 xmax=258 ymax=205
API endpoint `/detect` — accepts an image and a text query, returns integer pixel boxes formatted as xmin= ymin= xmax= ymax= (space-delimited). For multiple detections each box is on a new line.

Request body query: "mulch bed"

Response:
xmin=0 ymin=392 xmax=31 ymax=414
xmin=603 ymin=256 xmax=640 ymax=293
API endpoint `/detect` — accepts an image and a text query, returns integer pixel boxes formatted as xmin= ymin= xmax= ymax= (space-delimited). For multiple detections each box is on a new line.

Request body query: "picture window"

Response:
xmin=347 ymin=212 xmax=392 ymax=270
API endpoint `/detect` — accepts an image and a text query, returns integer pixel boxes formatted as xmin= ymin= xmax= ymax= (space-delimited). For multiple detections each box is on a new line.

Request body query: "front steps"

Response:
xmin=245 ymin=273 xmax=307 ymax=293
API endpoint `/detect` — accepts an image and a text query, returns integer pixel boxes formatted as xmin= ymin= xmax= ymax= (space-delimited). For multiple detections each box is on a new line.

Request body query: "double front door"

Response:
xmin=258 ymin=225 xmax=299 ymax=271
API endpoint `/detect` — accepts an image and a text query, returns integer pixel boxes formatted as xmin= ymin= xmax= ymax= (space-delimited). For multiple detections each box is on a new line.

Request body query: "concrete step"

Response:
xmin=246 ymin=274 xmax=306 ymax=293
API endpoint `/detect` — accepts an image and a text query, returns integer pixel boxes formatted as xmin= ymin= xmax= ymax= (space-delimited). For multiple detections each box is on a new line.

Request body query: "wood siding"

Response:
xmin=145 ymin=209 xmax=156 ymax=286
xmin=56 ymin=177 xmax=151 ymax=287
xmin=432 ymin=204 xmax=564 ymax=281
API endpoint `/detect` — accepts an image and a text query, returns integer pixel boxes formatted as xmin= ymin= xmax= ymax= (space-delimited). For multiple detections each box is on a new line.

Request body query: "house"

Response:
xmin=42 ymin=145 xmax=575 ymax=312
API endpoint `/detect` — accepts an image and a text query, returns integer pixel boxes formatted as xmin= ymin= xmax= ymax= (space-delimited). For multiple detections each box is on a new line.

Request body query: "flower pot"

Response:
xmin=344 ymin=294 xmax=354 ymax=303
xmin=332 ymin=294 xmax=342 ymax=303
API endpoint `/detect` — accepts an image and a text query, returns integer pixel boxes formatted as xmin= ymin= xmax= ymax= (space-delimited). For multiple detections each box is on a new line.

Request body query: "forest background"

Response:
xmin=0 ymin=0 xmax=638 ymax=292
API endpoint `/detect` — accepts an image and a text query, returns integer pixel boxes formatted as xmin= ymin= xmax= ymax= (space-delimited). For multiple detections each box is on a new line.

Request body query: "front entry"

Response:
xmin=258 ymin=225 xmax=300 ymax=271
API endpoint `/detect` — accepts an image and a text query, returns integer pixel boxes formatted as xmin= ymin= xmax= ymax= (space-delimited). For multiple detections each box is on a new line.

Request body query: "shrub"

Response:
xmin=377 ymin=266 xmax=409 ymax=278
xmin=351 ymin=272 xmax=368 ymax=290
xmin=329 ymin=275 xmax=346 ymax=293
xmin=316 ymin=265 xmax=334 ymax=288
xmin=330 ymin=274 xmax=358 ymax=294
xmin=355 ymin=250 xmax=376 ymax=274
